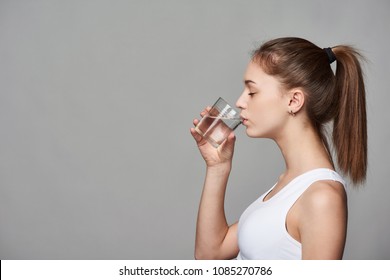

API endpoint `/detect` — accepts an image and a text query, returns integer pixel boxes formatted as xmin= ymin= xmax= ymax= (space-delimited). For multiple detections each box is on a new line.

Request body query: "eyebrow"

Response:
xmin=244 ymin=80 xmax=256 ymax=85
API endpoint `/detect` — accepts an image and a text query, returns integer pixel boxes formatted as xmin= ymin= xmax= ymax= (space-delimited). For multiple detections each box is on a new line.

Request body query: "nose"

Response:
xmin=236 ymin=92 xmax=247 ymax=109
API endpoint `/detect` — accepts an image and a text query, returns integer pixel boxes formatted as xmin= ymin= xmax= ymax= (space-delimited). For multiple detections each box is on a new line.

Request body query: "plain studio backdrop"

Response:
xmin=0 ymin=0 xmax=389 ymax=259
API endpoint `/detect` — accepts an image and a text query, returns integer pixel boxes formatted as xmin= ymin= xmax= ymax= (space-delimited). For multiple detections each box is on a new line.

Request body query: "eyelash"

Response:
xmin=248 ymin=92 xmax=256 ymax=96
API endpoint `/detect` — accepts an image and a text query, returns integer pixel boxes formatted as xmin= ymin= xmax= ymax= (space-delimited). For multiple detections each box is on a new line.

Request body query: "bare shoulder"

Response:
xmin=297 ymin=180 xmax=348 ymax=259
xmin=300 ymin=180 xmax=347 ymax=211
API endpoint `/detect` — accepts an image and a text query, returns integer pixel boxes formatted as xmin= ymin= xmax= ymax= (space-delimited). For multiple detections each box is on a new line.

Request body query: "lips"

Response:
xmin=240 ymin=115 xmax=248 ymax=125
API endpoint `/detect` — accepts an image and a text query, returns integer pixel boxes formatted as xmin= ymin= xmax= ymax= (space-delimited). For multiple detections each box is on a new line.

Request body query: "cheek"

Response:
xmin=253 ymin=100 xmax=282 ymax=123
xmin=248 ymin=100 xmax=286 ymax=137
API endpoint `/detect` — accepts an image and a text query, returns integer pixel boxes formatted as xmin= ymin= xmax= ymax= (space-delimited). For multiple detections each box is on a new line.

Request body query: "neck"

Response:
xmin=274 ymin=120 xmax=334 ymax=178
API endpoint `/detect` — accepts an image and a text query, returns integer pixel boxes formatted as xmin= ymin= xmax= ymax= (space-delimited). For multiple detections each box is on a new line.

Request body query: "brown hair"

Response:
xmin=252 ymin=37 xmax=367 ymax=185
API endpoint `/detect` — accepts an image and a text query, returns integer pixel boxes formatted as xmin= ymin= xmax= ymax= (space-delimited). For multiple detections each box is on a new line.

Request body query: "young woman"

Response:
xmin=190 ymin=37 xmax=367 ymax=260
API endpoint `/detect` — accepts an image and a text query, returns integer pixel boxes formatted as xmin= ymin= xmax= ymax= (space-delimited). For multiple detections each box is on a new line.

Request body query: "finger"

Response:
xmin=200 ymin=106 xmax=211 ymax=117
xmin=190 ymin=127 xmax=203 ymax=143
xmin=220 ymin=131 xmax=236 ymax=150
xmin=193 ymin=118 xmax=200 ymax=126
xmin=226 ymin=132 xmax=236 ymax=144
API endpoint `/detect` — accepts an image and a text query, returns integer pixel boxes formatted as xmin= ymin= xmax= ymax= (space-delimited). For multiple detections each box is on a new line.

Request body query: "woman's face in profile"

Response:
xmin=236 ymin=61 xmax=290 ymax=139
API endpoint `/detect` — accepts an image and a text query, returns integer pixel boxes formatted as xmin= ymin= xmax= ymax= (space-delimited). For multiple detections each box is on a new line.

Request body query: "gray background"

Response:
xmin=0 ymin=0 xmax=389 ymax=259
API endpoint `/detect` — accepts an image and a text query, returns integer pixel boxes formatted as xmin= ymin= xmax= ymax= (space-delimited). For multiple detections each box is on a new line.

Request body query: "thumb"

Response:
xmin=220 ymin=131 xmax=236 ymax=151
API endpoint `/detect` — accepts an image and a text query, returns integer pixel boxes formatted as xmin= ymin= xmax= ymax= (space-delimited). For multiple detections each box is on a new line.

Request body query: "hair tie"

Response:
xmin=323 ymin=47 xmax=336 ymax=64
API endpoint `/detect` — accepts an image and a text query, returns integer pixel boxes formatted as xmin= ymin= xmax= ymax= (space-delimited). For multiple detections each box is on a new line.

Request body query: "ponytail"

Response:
xmin=332 ymin=46 xmax=367 ymax=185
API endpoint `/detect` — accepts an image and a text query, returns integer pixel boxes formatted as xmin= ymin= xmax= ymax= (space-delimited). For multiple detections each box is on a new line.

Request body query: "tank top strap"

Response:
xmin=278 ymin=168 xmax=346 ymax=207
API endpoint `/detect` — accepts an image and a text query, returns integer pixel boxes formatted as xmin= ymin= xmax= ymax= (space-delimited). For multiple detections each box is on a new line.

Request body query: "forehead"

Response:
xmin=243 ymin=61 xmax=279 ymax=86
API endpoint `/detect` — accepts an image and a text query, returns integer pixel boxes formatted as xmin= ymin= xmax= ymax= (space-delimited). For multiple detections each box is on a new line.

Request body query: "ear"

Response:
xmin=287 ymin=88 xmax=305 ymax=114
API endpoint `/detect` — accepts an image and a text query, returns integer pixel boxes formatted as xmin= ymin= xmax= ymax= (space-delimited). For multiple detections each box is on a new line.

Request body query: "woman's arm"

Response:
xmin=194 ymin=164 xmax=239 ymax=259
xmin=299 ymin=181 xmax=347 ymax=259
xmin=190 ymin=108 xmax=239 ymax=260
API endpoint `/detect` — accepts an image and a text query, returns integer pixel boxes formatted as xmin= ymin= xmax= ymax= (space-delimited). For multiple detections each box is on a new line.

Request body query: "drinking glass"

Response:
xmin=195 ymin=97 xmax=241 ymax=148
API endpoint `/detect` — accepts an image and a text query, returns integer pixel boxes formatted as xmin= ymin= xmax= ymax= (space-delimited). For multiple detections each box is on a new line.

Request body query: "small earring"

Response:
xmin=289 ymin=110 xmax=296 ymax=117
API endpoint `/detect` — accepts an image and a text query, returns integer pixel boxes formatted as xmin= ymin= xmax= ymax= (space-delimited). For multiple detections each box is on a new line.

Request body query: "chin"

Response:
xmin=245 ymin=127 xmax=270 ymax=139
xmin=245 ymin=128 xmax=261 ymax=138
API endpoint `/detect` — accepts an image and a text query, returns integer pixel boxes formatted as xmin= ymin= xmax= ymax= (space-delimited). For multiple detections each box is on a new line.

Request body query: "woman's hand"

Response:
xmin=190 ymin=107 xmax=236 ymax=167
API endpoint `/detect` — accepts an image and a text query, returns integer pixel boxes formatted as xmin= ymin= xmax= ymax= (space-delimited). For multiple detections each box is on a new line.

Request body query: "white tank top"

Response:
xmin=236 ymin=168 xmax=345 ymax=260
